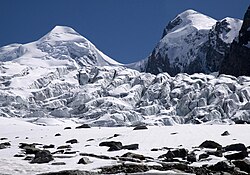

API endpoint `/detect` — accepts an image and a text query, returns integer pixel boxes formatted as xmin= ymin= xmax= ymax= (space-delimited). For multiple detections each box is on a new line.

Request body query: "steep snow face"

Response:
xmin=129 ymin=10 xmax=242 ymax=76
xmin=160 ymin=10 xmax=216 ymax=66
xmin=0 ymin=26 xmax=120 ymax=68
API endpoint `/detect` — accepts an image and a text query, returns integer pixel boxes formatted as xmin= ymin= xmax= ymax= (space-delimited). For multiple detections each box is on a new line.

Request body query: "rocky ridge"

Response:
xmin=220 ymin=5 xmax=250 ymax=77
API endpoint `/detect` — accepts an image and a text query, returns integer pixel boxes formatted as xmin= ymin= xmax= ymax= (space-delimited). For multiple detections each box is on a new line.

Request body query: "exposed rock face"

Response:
xmin=131 ymin=10 xmax=242 ymax=76
xmin=220 ymin=6 xmax=250 ymax=76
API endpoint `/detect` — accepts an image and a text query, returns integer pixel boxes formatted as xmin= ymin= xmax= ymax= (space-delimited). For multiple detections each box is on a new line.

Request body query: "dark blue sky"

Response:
xmin=0 ymin=0 xmax=249 ymax=63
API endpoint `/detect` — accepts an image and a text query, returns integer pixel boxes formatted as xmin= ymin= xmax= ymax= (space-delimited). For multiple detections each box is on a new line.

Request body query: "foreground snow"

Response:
xmin=0 ymin=117 xmax=249 ymax=174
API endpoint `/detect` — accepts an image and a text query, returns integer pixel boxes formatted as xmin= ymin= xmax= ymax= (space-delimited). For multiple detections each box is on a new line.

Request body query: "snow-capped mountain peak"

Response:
xmin=39 ymin=25 xmax=85 ymax=42
xmin=162 ymin=9 xmax=217 ymax=38
xmin=128 ymin=9 xmax=242 ymax=76
xmin=0 ymin=25 xmax=120 ymax=67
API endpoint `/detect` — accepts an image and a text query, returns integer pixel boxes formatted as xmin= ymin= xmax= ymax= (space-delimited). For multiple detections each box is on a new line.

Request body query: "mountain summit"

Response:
xmin=0 ymin=25 xmax=120 ymax=67
xmin=128 ymin=9 xmax=242 ymax=76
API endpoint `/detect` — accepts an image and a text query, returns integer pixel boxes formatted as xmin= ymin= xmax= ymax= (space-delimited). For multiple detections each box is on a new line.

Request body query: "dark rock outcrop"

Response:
xmin=99 ymin=141 xmax=123 ymax=151
xmin=232 ymin=159 xmax=250 ymax=173
xmin=0 ymin=142 xmax=10 ymax=149
xmin=221 ymin=131 xmax=230 ymax=136
xmin=199 ymin=153 xmax=210 ymax=160
xmin=224 ymin=143 xmax=247 ymax=152
xmin=51 ymin=162 xmax=66 ymax=165
xmin=208 ymin=161 xmax=234 ymax=172
xmin=78 ymin=157 xmax=92 ymax=164
xmin=220 ymin=6 xmax=250 ymax=76
xmin=57 ymin=145 xmax=72 ymax=149
xmin=75 ymin=124 xmax=91 ymax=129
xmin=133 ymin=125 xmax=148 ymax=130
xmin=187 ymin=152 xmax=197 ymax=162
xmin=64 ymin=127 xmax=71 ymax=130
xmin=38 ymin=170 xmax=98 ymax=175
xmin=121 ymin=152 xmax=147 ymax=161
xmin=122 ymin=144 xmax=139 ymax=150
xmin=43 ymin=144 xmax=55 ymax=149
xmin=31 ymin=150 xmax=53 ymax=164
xmin=66 ymin=139 xmax=78 ymax=144
xmin=199 ymin=140 xmax=222 ymax=149
xmin=224 ymin=151 xmax=248 ymax=160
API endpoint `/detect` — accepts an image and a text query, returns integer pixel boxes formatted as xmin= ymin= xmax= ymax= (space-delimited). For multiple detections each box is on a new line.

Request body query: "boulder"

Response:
xmin=0 ymin=143 xmax=6 ymax=149
xmin=158 ymin=151 xmax=175 ymax=160
xmin=187 ymin=152 xmax=197 ymax=162
xmin=199 ymin=153 xmax=209 ymax=160
xmin=206 ymin=150 xmax=223 ymax=157
xmin=232 ymin=159 xmax=250 ymax=173
xmin=199 ymin=140 xmax=222 ymax=149
xmin=1 ymin=142 xmax=11 ymax=146
xmin=51 ymin=162 xmax=66 ymax=165
xmin=79 ymin=153 xmax=115 ymax=160
xmin=221 ymin=131 xmax=230 ymax=136
xmin=38 ymin=170 xmax=98 ymax=175
xmin=14 ymin=154 xmax=25 ymax=157
xmin=55 ymin=133 xmax=61 ymax=136
xmin=172 ymin=148 xmax=188 ymax=158
xmin=64 ymin=127 xmax=71 ymax=130
xmin=76 ymin=124 xmax=91 ymax=129
xmin=0 ymin=138 xmax=7 ymax=140
xmin=209 ymin=161 xmax=234 ymax=172
xmin=23 ymin=146 xmax=40 ymax=154
xmin=52 ymin=150 xmax=64 ymax=154
xmin=64 ymin=151 xmax=77 ymax=154
xmin=24 ymin=156 xmax=34 ymax=161
xmin=19 ymin=143 xmax=35 ymax=149
xmin=122 ymin=144 xmax=139 ymax=150
xmin=133 ymin=125 xmax=148 ymax=130
xmin=225 ymin=151 xmax=248 ymax=160
xmin=31 ymin=150 xmax=53 ymax=164
xmin=100 ymin=163 xmax=150 ymax=174
xmin=43 ymin=144 xmax=55 ymax=149
xmin=99 ymin=141 xmax=123 ymax=151
xmin=224 ymin=143 xmax=247 ymax=152
xmin=57 ymin=145 xmax=72 ymax=149
xmin=121 ymin=152 xmax=146 ymax=160
xmin=78 ymin=157 xmax=92 ymax=164
xmin=66 ymin=139 xmax=78 ymax=144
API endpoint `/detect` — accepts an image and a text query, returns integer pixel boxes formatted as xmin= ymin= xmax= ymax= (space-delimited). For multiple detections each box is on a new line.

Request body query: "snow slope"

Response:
xmin=0 ymin=117 xmax=249 ymax=175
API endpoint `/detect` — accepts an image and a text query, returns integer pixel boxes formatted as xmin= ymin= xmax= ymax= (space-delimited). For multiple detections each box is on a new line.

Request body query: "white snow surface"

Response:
xmin=0 ymin=117 xmax=250 ymax=175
